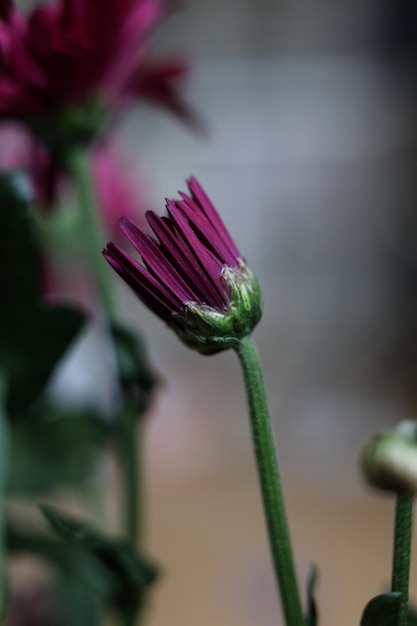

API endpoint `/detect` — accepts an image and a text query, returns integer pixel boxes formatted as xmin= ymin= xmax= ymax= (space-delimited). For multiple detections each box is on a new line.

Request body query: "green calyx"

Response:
xmin=30 ymin=97 xmax=108 ymax=156
xmin=172 ymin=262 xmax=262 ymax=355
xmin=361 ymin=421 xmax=417 ymax=495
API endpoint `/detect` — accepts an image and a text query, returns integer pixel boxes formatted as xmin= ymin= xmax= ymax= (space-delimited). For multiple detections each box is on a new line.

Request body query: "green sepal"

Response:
xmin=30 ymin=97 xmax=108 ymax=156
xmin=173 ymin=262 xmax=262 ymax=355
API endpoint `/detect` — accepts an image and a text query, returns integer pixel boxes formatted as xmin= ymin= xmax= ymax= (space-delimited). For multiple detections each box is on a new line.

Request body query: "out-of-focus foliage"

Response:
xmin=360 ymin=593 xmax=402 ymax=626
xmin=110 ymin=321 xmax=158 ymax=415
xmin=8 ymin=401 xmax=113 ymax=496
xmin=41 ymin=505 xmax=159 ymax=617
xmin=305 ymin=565 xmax=319 ymax=626
xmin=0 ymin=172 xmax=86 ymax=417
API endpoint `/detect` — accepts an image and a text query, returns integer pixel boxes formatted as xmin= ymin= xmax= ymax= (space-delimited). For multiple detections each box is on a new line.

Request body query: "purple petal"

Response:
xmin=118 ymin=216 xmax=197 ymax=302
xmin=166 ymin=203 xmax=226 ymax=308
xmin=186 ymin=176 xmax=241 ymax=260
xmin=103 ymin=243 xmax=180 ymax=321
xmin=174 ymin=197 xmax=237 ymax=267
xmin=146 ymin=209 xmax=224 ymax=306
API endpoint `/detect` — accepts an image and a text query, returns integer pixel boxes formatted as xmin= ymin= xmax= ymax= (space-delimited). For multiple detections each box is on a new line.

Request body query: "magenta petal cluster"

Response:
xmin=0 ymin=0 xmax=193 ymax=126
xmin=103 ymin=177 xmax=262 ymax=353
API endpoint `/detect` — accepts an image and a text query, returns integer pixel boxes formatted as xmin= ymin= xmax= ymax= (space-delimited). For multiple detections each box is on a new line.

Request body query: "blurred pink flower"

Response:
xmin=92 ymin=144 xmax=146 ymax=242
xmin=0 ymin=0 xmax=195 ymax=129
xmin=0 ymin=123 xmax=58 ymax=207
xmin=126 ymin=57 xmax=202 ymax=130
xmin=5 ymin=582 xmax=62 ymax=626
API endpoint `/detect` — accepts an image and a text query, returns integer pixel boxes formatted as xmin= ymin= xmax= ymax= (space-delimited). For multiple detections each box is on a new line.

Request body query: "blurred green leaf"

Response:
xmin=0 ymin=171 xmax=86 ymax=416
xmin=40 ymin=505 xmax=159 ymax=613
xmin=7 ymin=402 xmax=112 ymax=496
xmin=7 ymin=523 xmax=111 ymax=626
xmin=4 ymin=306 xmax=85 ymax=417
xmin=360 ymin=592 xmax=401 ymax=626
xmin=408 ymin=606 xmax=417 ymax=625
xmin=305 ymin=565 xmax=319 ymax=626
xmin=110 ymin=321 xmax=158 ymax=415
xmin=0 ymin=171 xmax=41 ymax=314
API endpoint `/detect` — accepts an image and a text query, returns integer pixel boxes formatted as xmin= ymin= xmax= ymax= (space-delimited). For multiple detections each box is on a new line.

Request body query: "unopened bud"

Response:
xmin=361 ymin=421 xmax=417 ymax=495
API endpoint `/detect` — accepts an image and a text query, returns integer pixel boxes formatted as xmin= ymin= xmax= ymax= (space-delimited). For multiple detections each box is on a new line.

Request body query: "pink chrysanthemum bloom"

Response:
xmin=103 ymin=178 xmax=262 ymax=354
xmin=0 ymin=0 xmax=195 ymax=144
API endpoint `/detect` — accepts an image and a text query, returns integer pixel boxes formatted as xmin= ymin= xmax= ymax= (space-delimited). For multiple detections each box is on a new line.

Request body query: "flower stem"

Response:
xmin=0 ymin=376 xmax=10 ymax=619
xmin=391 ymin=494 xmax=413 ymax=626
xmin=123 ymin=405 xmax=141 ymax=547
xmin=66 ymin=147 xmax=117 ymax=318
xmin=235 ymin=335 xmax=304 ymax=626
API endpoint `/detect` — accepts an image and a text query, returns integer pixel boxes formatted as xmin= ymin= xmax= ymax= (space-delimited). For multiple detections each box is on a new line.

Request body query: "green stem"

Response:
xmin=66 ymin=147 xmax=117 ymax=318
xmin=235 ymin=335 xmax=304 ymax=626
xmin=0 ymin=377 xmax=10 ymax=619
xmin=391 ymin=494 xmax=413 ymax=626
xmin=123 ymin=405 xmax=140 ymax=547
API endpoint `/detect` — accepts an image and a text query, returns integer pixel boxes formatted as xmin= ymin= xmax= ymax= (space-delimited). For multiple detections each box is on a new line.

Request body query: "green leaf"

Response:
xmin=7 ymin=523 xmax=111 ymax=626
xmin=360 ymin=592 xmax=402 ymax=626
xmin=7 ymin=403 xmax=111 ymax=496
xmin=0 ymin=171 xmax=41 ymax=314
xmin=110 ymin=322 xmax=158 ymax=415
xmin=0 ymin=171 xmax=86 ymax=415
xmin=4 ymin=306 xmax=85 ymax=417
xmin=40 ymin=505 xmax=159 ymax=613
xmin=305 ymin=565 xmax=319 ymax=626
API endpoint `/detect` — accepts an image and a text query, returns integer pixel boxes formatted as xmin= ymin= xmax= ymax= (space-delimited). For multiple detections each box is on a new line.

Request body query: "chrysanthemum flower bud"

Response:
xmin=103 ymin=177 xmax=262 ymax=354
xmin=361 ymin=421 xmax=417 ymax=494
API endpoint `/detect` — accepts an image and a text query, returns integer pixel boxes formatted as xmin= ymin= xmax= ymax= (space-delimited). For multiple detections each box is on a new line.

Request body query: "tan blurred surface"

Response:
xmin=146 ymin=463 xmax=399 ymax=626
xmin=124 ymin=347 xmax=416 ymax=626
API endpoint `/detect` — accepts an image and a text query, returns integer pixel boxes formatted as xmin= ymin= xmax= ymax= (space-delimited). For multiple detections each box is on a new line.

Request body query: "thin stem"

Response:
xmin=123 ymin=405 xmax=141 ymax=547
xmin=235 ymin=335 xmax=304 ymax=626
xmin=0 ymin=376 xmax=10 ymax=619
xmin=66 ymin=147 xmax=117 ymax=318
xmin=391 ymin=494 xmax=413 ymax=626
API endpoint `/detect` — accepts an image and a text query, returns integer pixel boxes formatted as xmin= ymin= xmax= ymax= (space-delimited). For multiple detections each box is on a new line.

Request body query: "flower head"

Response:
xmin=103 ymin=177 xmax=262 ymax=354
xmin=0 ymin=0 xmax=196 ymax=146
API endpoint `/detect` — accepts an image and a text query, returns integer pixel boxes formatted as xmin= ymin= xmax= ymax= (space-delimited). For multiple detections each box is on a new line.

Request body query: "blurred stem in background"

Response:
xmin=67 ymin=147 xmax=143 ymax=622
xmin=391 ymin=494 xmax=413 ymax=626
xmin=0 ymin=377 xmax=9 ymax=618
xmin=67 ymin=148 xmax=117 ymax=319
xmin=235 ymin=335 xmax=305 ymax=626
xmin=123 ymin=403 xmax=141 ymax=547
